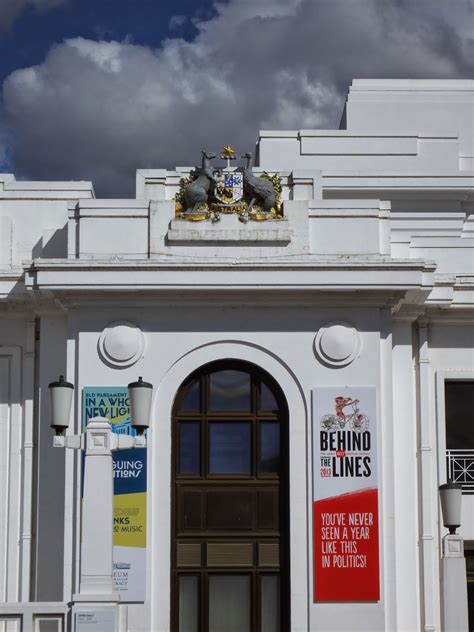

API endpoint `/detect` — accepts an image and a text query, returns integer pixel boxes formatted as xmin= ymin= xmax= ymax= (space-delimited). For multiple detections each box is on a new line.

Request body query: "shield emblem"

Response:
xmin=213 ymin=170 xmax=244 ymax=205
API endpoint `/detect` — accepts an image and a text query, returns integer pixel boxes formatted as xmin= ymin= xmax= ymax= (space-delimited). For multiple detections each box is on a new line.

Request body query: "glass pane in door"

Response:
xmin=179 ymin=575 xmax=199 ymax=632
xmin=209 ymin=422 xmax=251 ymax=474
xmin=261 ymin=575 xmax=280 ymax=632
xmin=260 ymin=382 xmax=278 ymax=412
xmin=208 ymin=575 xmax=250 ymax=632
xmin=179 ymin=379 xmax=201 ymax=413
xmin=209 ymin=370 xmax=251 ymax=411
xmin=260 ymin=422 xmax=280 ymax=473
xmin=179 ymin=422 xmax=200 ymax=475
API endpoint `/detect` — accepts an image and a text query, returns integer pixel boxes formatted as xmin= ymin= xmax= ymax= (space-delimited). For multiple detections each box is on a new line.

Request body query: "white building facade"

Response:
xmin=0 ymin=79 xmax=473 ymax=632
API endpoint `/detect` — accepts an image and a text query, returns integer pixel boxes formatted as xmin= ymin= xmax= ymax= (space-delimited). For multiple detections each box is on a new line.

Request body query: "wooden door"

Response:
xmin=171 ymin=361 xmax=289 ymax=632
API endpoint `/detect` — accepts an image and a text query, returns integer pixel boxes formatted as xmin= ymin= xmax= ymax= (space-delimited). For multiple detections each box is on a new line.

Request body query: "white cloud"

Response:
xmin=168 ymin=15 xmax=187 ymax=31
xmin=1 ymin=0 xmax=473 ymax=195
xmin=67 ymin=39 xmax=124 ymax=74
xmin=0 ymin=0 xmax=67 ymax=28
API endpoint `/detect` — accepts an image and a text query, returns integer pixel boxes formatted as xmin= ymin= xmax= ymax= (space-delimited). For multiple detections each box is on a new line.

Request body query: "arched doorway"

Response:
xmin=171 ymin=360 xmax=289 ymax=631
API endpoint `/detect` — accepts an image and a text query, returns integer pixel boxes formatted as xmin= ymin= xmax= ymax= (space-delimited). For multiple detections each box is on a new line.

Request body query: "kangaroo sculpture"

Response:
xmin=183 ymin=150 xmax=216 ymax=215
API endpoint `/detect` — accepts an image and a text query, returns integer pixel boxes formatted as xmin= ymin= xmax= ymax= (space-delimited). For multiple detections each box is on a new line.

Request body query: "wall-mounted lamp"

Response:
xmin=48 ymin=375 xmax=74 ymax=435
xmin=439 ymin=480 xmax=468 ymax=630
xmin=439 ymin=481 xmax=462 ymax=535
xmin=128 ymin=376 xmax=153 ymax=435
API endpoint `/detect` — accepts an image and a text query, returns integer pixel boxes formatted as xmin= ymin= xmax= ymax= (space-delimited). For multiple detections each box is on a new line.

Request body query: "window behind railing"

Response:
xmin=445 ymin=381 xmax=474 ymax=494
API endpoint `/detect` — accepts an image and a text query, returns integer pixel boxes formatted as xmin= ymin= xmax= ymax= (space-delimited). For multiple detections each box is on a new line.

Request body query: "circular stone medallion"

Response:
xmin=98 ymin=322 xmax=145 ymax=368
xmin=314 ymin=321 xmax=361 ymax=367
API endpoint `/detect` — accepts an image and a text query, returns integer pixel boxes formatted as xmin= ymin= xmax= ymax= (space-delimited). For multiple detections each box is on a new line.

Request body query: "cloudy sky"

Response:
xmin=0 ymin=0 xmax=473 ymax=196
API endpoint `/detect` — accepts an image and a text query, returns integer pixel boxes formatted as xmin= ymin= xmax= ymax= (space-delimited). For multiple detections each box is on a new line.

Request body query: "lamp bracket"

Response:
xmin=53 ymin=434 xmax=83 ymax=450
xmin=442 ymin=534 xmax=465 ymax=558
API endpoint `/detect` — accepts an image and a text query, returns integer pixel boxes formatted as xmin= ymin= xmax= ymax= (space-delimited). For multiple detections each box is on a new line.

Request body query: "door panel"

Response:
xmin=206 ymin=490 xmax=255 ymax=530
xmin=179 ymin=575 xmax=199 ymax=632
xmin=208 ymin=575 xmax=251 ymax=632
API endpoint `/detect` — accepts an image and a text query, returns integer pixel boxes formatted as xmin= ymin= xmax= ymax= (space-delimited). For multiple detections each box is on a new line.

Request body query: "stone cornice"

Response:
xmin=17 ymin=256 xmax=435 ymax=312
xmin=321 ymin=172 xmax=474 ymax=200
xmin=24 ymin=257 xmax=435 ymax=293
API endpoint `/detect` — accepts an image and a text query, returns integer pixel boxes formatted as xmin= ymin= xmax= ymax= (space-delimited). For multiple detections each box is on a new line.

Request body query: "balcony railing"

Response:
xmin=0 ymin=603 xmax=69 ymax=632
xmin=446 ymin=449 xmax=474 ymax=494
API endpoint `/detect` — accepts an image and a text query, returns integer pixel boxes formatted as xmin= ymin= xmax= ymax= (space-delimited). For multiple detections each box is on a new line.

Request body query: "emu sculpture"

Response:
xmin=242 ymin=152 xmax=277 ymax=214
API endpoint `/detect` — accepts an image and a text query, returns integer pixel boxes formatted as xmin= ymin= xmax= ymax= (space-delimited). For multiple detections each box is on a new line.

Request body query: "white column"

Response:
xmin=441 ymin=535 xmax=469 ymax=632
xmin=20 ymin=320 xmax=36 ymax=601
xmin=417 ymin=320 xmax=440 ymax=631
xmin=64 ymin=315 xmax=78 ymax=603
xmin=393 ymin=319 xmax=421 ymax=630
xmin=380 ymin=307 xmax=397 ymax=630
xmin=76 ymin=417 xmax=115 ymax=599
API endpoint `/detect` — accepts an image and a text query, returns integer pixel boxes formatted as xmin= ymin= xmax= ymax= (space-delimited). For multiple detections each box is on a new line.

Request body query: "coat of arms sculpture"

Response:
xmin=175 ymin=145 xmax=283 ymax=222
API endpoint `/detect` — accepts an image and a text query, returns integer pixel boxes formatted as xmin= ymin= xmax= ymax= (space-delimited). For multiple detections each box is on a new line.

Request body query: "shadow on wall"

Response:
xmin=32 ymin=225 xmax=67 ymax=259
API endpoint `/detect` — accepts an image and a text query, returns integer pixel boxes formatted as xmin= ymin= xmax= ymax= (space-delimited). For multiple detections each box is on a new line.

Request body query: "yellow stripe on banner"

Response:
xmin=113 ymin=492 xmax=147 ymax=548
xmin=110 ymin=413 xmax=130 ymax=426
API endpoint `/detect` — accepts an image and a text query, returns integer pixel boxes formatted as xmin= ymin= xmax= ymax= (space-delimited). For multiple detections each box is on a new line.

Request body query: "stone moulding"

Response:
xmin=314 ymin=321 xmax=361 ymax=367
xmin=166 ymin=216 xmax=290 ymax=245
xmin=98 ymin=321 xmax=145 ymax=368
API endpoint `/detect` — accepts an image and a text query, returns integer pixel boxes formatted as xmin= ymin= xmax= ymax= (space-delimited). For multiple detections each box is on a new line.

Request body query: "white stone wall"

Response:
xmin=344 ymin=79 xmax=474 ymax=170
xmin=0 ymin=79 xmax=472 ymax=631
xmin=63 ymin=304 xmax=386 ymax=632
xmin=0 ymin=177 xmax=93 ymax=606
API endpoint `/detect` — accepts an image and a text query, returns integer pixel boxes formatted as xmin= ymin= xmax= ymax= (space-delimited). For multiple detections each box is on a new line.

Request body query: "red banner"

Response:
xmin=313 ymin=488 xmax=379 ymax=601
xmin=312 ymin=387 xmax=379 ymax=602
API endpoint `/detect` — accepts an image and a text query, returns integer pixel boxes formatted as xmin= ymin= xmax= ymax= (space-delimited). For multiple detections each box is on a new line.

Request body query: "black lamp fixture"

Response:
xmin=49 ymin=375 xmax=74 ymax=436
xmin=128 ymin=377 xmax=153 ymax=435
xmin=439 ymin=481 xmax=463 ymax=535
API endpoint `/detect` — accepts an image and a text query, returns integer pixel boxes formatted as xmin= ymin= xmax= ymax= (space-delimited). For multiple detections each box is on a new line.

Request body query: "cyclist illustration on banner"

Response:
xmin=321 ymin=396 xmax=370 ymax=432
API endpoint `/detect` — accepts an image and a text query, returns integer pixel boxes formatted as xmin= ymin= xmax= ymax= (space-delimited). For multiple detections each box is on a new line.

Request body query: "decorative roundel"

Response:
xmin=98 ymin=322 xmax=145 ymax=368
xmin=314 ymin=321 xmax=361 ymax=367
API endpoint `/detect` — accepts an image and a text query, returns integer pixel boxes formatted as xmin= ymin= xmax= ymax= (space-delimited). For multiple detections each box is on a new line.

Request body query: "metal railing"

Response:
xmin=446 ymin=449 xmax=474 ymax=494
xmin=0 ymin=603 xmax=69 ymax=632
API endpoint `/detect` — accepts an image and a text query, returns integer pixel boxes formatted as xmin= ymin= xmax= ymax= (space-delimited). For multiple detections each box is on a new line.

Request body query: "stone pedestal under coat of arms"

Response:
xmin=175 ymin=145 xmax=282 ymax=222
